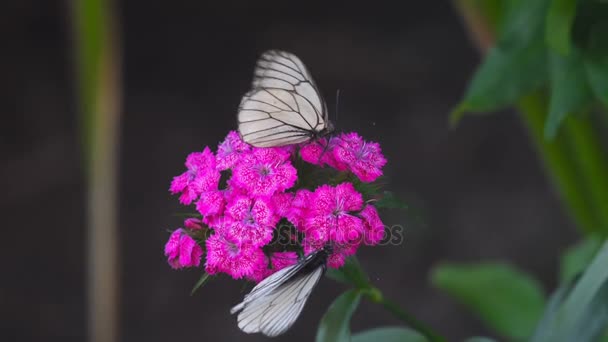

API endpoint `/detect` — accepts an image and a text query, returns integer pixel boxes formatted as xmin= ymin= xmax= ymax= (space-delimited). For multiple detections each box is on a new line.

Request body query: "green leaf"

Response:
xmin=190 ymin=273 xmax=211 ymax=296
xmin=326 ymin=256 xmax=370 ymax=289
xmin=541 ymin=240 xmax=608 ymax=342
xmin=431 ymin=262 xmax=545 ymax=340
xmin=560 ymin=235 xmax=602 ymax=283
xmin=451 ymin=39 xmax=547 ymax=124
xmin=545 ymin=47 xmax=593 ymax=139
xmin=351 ymin=327 xmax=428 ymax=342
xmin=584 ymin=21 xmax=608 ymax=107
xmin=375 ymin=191 xmax=408 ymax=210
xmin=545 ymin=0 xmax=577 ymax=55
xmin=532 ymin=240 xmax=608 ymax=342
xmin=499 ymin=0 xmax=550 ymax=45
xmin=531 ymin=278 xmax=577 ymax=342
xmin=316 ymin=290 xmax=362 ymax=342
xmin=451 ymin=0 xmax=550 ymax=125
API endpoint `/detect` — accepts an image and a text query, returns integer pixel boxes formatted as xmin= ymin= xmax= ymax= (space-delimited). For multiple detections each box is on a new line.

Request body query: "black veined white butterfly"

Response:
xmin=230 ymin=245 xmax=332 ymax=337
xmin=237 ymin=50 xmax=334 ymax=147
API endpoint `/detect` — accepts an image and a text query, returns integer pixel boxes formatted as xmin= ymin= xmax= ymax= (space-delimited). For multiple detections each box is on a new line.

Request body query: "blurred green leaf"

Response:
xmin=326 ymin=256 xmax=370 ymax=289
xmin=560 ymin=235 xmax=602 ymax=283
xmin=351 ymin=327 xmax=428 ymax=342
xmin=190 ymin=273 xmax=212 ymax=296
xmin=545 ymin=47 xmax=593 ymax=139
xmin=451 ymin=0 xmax=550 ymax=125
xmin=549 ymin=240 xmax=608 ymax=341
xmin=532 ymin=240 xmax=608 ymax=342
xmin=431 ymin=262 xmax=545 ymax=340
xmin=499 ymin=0 xmax=550 ymax=45
xmin=531 ymin=277 xmax=576 ymax=342
xmin=584 ymin=21 xmax=608 ymax=107
xmin=451 ymin=40 xmax=547 ymax=124
xmin=316 ymin=289 xmax=362 ymax=342
xmin=375 ymin=191 xmax=408 ymax=210
xmin=545 ymin=0 xmax=577 ymax=55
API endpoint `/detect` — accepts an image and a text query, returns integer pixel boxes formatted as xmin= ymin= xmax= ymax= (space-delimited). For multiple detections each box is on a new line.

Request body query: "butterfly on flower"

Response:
xmin=230 ymin=245 xmax=333 ymax=337
xmin=237 ymin=50 xmax=334 ymax=147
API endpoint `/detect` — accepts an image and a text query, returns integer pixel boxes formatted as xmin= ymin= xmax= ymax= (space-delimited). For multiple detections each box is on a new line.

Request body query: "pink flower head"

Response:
xmin=300 ymin=137 xmax=348 ymax=171
xmin=170 ymin=147 xmax=221 ymax=205
xmin=333 ymin=132 xmax=386 ymax=182
xmin=196 ymin=190 xmax=225 ymax=226
xmin=221 ymin=195 xmax=279 ymax=247
xmin=231 ymin=147 xmax=297 ymax=197
xmin=272 ymin=192 xmax=294 ymax=219
xmin=359 ymin=205 xmax=385 ymax=245
xmin=205 ymin=233 xmax=266 ymax=279
xmin=302 ymin=241 xmax=358 ymax=269
xmin=305 ymin=182 xmax=364 ymax=245
xmin=216 ymin=131 xmax=251 ymax=170
xmin=286 ymin=189 xmax=312 ymax=230
xmin=249 ymin=251 xmax=299 ymax=283
xmin=183 ymin=218 xmax=203 ymax=230
xmin=164 ymin=229 xmax=203 ymax=269
xmin=327 ymin=243 xmax=358 ymax=269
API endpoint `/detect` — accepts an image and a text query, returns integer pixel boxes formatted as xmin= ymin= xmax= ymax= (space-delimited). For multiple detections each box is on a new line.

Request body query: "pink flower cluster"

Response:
xmin=165 ymin=131 xmax=387 ymax=283
xmin=300 ymin=132 xmax=386 ymax=182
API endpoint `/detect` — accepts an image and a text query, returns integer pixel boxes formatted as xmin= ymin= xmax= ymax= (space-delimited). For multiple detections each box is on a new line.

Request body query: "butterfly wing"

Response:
xmin=231 ymin=249 xmax=327 ymax=337
xmin=232 ymin=265 xmax=324 ymax=337
xmin=238 ymin=50 xmax=329 ymax=147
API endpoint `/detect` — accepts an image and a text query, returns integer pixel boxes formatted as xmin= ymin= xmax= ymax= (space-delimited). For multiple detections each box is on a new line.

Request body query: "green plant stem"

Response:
xmin=381 ymin=298 xmax=446 ymax=342
xmin=336 ymin=259 xmax=445 ymax=341
xmin=454 ymin=0 xmax=608 ymax=236
xmin=518 ymin=95 xmax=601 ymax=235
xmin=361 ymin=288 xmax=446 ymax=342
xmin=564 ymin=116 xmax=608 ymax=234
xmin=71 ymin=0 xmax=122 ymax=341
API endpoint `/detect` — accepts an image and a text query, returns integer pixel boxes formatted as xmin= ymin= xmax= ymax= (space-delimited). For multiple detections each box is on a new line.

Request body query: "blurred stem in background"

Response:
xmin=453 ymin=0 xmax=608 ymax=237
xmin=71 ymin=0 xmax=122 ymax=341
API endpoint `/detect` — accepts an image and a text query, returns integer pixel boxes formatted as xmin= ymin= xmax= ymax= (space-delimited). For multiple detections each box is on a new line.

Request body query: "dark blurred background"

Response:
xmin=3 ymin=1 xmax=578 ymax=341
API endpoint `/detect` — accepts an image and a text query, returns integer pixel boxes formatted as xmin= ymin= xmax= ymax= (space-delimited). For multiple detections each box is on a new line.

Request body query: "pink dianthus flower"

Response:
xmin=205 ymin=233 xmax=266 ymax=279
xmin=249 ymin=251 xmax=299 ymax=282
xmin=216 ymin=131 xmax=251 ymax=170
xmin=359 ymin=204 xmax=385 ymax=245
xmin=196 ymin=190 xmax=225 ymax=226
xmin=221 ymin=195 xmax=279 ymax=247
xmin=302 ymin=240 xmax=358 ymax=269
xmin=164 ymin=229 xmax=203 ymax=269
xmin=300 ymin=137 xmax=348 ymax=171
xmin=170 ymin=147 xmax=220 ymax=205
xmin=333 ymin=132 xmax=386 ymax=182
xmin=183 ymin=218 xmax=203 ymax=230
xmin=286 ymin=189 xmax=312 ymax=230
xmin=304 ymin=182 xmax=364 ymax=245
xmin=231 ymin=147 xmax=297 ymax=197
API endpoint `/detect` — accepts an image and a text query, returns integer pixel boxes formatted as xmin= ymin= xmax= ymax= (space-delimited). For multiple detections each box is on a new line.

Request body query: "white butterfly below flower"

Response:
xmin=230 ymin=245 xmax=332 ymax=337
xmin=237 ymin=50 xmax=334 ymax=147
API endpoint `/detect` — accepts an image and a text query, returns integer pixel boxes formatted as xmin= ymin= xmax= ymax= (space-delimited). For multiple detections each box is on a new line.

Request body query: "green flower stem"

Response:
xmin=518 ymin=94 xmax=601 ymax=234
xmin=564 ymin=116 xmax=608 ymax=234
xmin=72 ymin=0 xmax=122 ymax=341
xmin=454 ymin=0 xmax=608 ymax=236
xmin=334 ymin=258 xmax=445 ymax=341
xmin=360 ymin=288 xmax=446 ymax=342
